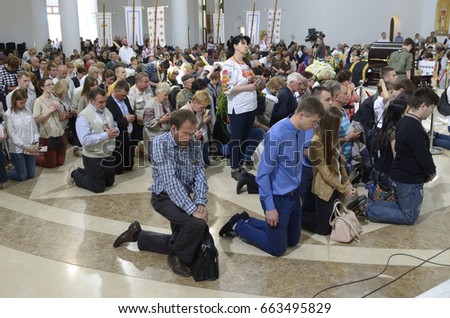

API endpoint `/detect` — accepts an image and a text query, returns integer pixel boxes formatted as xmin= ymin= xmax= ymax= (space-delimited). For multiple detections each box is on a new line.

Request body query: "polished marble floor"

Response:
xmin=1 ymin=122 xmax=450 ymax=298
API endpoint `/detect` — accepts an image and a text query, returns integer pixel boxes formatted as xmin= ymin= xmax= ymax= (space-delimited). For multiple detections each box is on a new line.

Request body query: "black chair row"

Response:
xmin=0 ymin=42 xmax=27 ymax=57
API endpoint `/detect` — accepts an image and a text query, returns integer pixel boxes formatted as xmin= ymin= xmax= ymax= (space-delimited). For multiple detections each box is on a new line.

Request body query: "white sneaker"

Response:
xmin=65 ymin=165 xmax=78 ymax=187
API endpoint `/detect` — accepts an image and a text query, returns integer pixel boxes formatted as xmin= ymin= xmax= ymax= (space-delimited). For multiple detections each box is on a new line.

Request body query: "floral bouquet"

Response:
xmin=305 ymin=60 xmax=336 ymax=82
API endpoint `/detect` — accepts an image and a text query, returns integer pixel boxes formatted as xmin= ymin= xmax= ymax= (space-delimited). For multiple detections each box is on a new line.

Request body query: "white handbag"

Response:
xmin=329 ymin=200 xmax=363 ymax=243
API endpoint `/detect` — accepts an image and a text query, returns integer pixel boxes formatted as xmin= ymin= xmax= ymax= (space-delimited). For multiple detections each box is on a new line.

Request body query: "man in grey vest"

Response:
xmin=66 ymin=88 xmax=119 ymax=193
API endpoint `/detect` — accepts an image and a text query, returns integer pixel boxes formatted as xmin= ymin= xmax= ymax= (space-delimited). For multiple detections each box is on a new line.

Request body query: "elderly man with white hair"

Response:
xmin=270 ymin=72 xmax=305 ymax=126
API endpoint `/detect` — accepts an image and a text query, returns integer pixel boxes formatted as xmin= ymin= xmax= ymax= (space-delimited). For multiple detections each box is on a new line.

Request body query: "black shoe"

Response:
xmin=349 ymin=169 xmax=362 ymax=184
xmin=243 ymin=160 xmax=254 ymax=167
xmin=219 ymin=211 xmax=249 ymax=237
xmin=231 ymin=167 xmax=252 ymax=181
xmin=167 ymin=255 xmax=191 ymax=277
xmin=236 ymin=174 xmax=247 ymax=195
xmin=231 ymin=169 xmax=242 ymax=181
xmin=347 ymin=195 xmax=367 ymax=213
xmin=113 ymin=221 xmax=141 ymax=248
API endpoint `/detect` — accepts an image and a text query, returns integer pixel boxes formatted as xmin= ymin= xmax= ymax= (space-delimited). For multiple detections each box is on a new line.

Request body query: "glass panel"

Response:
xmin=48 ymin=14 xmax=62 ymax=43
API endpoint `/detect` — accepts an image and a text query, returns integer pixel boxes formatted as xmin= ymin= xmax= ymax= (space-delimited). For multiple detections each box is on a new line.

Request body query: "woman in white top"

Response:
xmin=221 ymin=35 xmax=258 ymax=180
xmin=4 ymin=88 xmax=40 ymax=180
xmin=33 ymin=77 xmax=67 ymax=168
xmin=143 ymin=82 xmax=172 ymax=161
xmin=207 ymin=36 xmax=216 ymax=57
xmin=259 ymin=34 xmax=270 ymax=57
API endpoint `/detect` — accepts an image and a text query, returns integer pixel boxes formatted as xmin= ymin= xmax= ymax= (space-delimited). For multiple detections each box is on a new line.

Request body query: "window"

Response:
xmin=46 ymin=0 xmax=61 ymax=45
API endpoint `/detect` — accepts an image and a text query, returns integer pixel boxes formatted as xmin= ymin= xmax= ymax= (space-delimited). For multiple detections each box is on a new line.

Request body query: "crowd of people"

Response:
xmin=0 ymin=29 xmax=444 ymax=277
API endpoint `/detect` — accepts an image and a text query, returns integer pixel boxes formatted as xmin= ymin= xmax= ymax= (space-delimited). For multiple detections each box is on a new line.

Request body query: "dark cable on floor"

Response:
xmin=312 ymin=245 xmax=450 ymax=298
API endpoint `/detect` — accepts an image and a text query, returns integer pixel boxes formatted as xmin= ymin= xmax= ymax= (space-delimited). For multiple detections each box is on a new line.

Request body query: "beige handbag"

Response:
xmin=329 ymin=200 xmax=362 ymax=243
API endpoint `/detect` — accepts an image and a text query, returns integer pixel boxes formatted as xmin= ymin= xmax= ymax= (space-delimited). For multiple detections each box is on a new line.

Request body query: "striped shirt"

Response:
xmin=339 ymin=109 xmax=352 ymax=160
xmin=149 ymin=131 xmax=208 ymax=214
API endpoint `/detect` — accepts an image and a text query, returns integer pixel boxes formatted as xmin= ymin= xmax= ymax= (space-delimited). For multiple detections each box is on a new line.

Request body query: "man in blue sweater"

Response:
xmin=219 ymin=97 xmax=324 ymax=256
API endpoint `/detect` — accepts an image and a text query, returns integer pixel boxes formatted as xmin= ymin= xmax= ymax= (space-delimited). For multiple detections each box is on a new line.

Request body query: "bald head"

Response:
xmin=57 ymin=65 xmax=68 ymax=79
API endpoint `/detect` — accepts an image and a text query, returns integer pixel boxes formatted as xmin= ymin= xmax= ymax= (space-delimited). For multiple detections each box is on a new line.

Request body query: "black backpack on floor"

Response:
xmin=189 ymin=227 xmax=219 ymax=282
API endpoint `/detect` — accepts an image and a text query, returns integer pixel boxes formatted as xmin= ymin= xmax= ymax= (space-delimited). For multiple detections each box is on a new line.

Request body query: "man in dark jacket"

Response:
xmin=270 ymin=72 xmax=303 ymax=126
xmin=106 ymin=80 xmax=137 ymax=174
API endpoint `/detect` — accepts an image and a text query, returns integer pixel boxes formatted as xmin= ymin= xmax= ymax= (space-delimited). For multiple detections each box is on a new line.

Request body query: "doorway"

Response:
xmin=390 ymin=15 xmax=401 ymax=42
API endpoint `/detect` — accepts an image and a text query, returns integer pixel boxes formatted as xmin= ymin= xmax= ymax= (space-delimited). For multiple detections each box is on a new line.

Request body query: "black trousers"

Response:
xmin=72 ymin=155 xmax=115 ymax=193
xmin=137 ymin=193 xmax=206 ymax=264
xmin=113 ymin=131 xmax=135 ymax=174
xmin=302 ymin=190 xmax=340 ymax=235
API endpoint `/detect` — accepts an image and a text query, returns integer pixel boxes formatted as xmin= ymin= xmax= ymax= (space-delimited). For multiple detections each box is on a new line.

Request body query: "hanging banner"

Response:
xmin=124 ymin=6 xmax=144 ymax=46
xmin=147 ymin=6 xmax=166 ymax=48
xmin=213 ymin=13 xmax=225 ymax=44
xmin=245 ymin=11 xmax=260 ymax=45
xmin=435 ymin=0 xmax=450 ymax=35
xmin=95 ymin=12 xmax=113 ymax=47
xmin=268 ymin=9 xmax=282 ymax=44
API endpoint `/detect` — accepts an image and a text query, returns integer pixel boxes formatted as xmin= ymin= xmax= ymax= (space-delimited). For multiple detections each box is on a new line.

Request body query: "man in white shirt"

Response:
xmin=128 ymin=72 xmax=154 ymax=143
xmin=6 ymin=71 xmax=35 ymax=113
xmin=378 ymin=32 xmax=389 ymax=42
xmin=118 ymin=37 xmax=136 ymax=66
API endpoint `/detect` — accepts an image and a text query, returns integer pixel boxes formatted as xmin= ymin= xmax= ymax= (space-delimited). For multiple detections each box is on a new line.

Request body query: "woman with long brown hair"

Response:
xmin=4 ymin=88 xmax=39 ymax=180
xmin=302 ymin=107 xmax=357 ymax=235
xmin=33 ymin=77 xmax=67 ymax=168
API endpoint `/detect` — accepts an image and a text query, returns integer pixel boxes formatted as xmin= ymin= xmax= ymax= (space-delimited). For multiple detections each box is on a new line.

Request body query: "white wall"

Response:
xmin=95 ymin=0 xmax=202 ymax=47
xmin=0 ymin=0 xmax=35 ymax=48
xmin=223 ymin=0 xmax=436 ymax=48
xmin=0 ymin=0 xmax=446 ymax=53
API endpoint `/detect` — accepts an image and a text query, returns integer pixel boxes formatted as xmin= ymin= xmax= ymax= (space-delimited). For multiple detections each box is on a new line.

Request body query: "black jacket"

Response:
xmin=270 ymin=86 xmax=297 ymax=126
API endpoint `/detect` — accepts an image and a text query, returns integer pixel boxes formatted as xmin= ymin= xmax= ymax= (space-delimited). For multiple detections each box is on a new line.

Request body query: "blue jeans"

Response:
xmin=433 ymin=132 xmax=450 ymax=150
xmin=235 ymin=187 xmax=302 ymax=256
xmin=229 ymin=110 xmax=256 ymax=169
xmin=7 ymin=152 xmax=36 ymax=181
xmin=243 ymin=127 xmax=265 ymax=162
xmin=0 ymin=143 xmax=7 ymax=184
xmin=365 ymin=180 xmax=424 ymax=225
xmin=225 ymin=124 xmax=264 ymax=162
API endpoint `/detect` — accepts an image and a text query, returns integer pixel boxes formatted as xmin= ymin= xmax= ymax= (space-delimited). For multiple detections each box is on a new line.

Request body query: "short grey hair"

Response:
xmin=287 ymin=72 xmax=304 ymax=85
xmin=155 ymin=82 xmax=171 ymax=95
xmin=322 ymin=80 xmax=341 ymax=98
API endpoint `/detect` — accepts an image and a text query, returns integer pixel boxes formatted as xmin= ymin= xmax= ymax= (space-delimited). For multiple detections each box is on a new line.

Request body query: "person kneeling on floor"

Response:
xmin=365 ymin=87 xmax=438 ymax=224
xmin=66 ymin=88 xmax=119 ymax=193
xmin=219 ymin=97 xmax=324 ymax=256
xmin=113 ymin=109 xmax=209 ymax=277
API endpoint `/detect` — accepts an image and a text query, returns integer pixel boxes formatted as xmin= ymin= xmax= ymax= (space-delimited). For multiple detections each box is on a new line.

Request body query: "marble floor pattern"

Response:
xmin=1 ymin=128 xmax=450 ymax=298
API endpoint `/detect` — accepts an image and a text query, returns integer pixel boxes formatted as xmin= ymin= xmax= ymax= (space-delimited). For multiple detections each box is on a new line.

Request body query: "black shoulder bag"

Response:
xmin=189 ymin=226 xmax=219 ymax=282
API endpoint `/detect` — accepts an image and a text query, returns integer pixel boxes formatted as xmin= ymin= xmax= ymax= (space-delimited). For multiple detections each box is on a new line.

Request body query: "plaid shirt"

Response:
xmin=149 ymin=131 xmax=208 ymax=214
xmin=144 ymin=61 xmax=159 ymax=84
xmin=0 ymin=65 xmax=18 ymax=97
